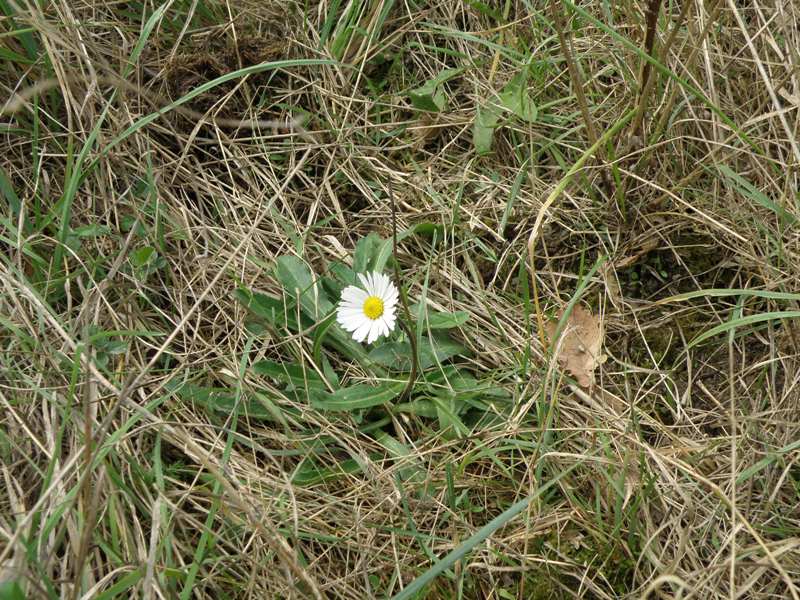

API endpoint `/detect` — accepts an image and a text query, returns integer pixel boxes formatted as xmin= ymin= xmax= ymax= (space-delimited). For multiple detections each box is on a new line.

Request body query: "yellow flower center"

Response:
xmin=362 ymin=296 xmax=384 ymax=320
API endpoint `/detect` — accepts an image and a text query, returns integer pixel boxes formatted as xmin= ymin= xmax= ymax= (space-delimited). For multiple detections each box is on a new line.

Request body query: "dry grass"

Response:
xmin=2 ymin=0 xmax=800 ymax=598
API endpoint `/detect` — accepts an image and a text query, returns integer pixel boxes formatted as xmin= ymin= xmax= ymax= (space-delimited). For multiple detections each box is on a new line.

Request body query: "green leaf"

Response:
xmin=395 ymin=399 xmax=438 ymax=418
xmin=374 ymin=223 xmax=444 ymax=273
xmin=498 ymin=72 xmax=537 ymax=123
xmin=353 ymin=232 xmax=383 ymax=273
xmin=408 ymin=68 xmax=463 ymax=113
xmin=736 ymin=438 xmax=800 ymax=484
xmin=716 ymin=164 xmax=797 ymax=225
xmin=73 ymin=223 xmax=112 ymax=237
xmin=391 ymin=461 xmax=581 ymax=600
xmin=253 ymin=360 xmax=326 ymax=391
xmin=375 ymin=431 xmax=425 ymax=483
xmin=235 ymin=288 xmax=310 ymax=332
xmin=0 ymin=581 xmax=25 ymax=600
xmin=292 ymin=456 xmax=365 ymax=485
xmin=130 ymin=246 xmax=156 ymax=267
xmin=422 ymin=308 xmax=469 ymax=329
xmin=473 ymin=104 xmax=500 ymax=155
xmin=662 ymin=288 xmax=800 ymax=304
xmin=689 ymin=310 xmax=800 ymax=348
xmin=0 ymin=166 xmax=21 ymax=218
xmin=311 ymin=381 xmax=405 ymax=411
xmin=275 ymin=255 xmax=333 ymax=317
xmin=368 ymin=333 xmax=468 ymax=370
xmin=93 ymin=568 xmax=143 ymax=600
xmin=173 ymin=382 xmax=276 ymax=420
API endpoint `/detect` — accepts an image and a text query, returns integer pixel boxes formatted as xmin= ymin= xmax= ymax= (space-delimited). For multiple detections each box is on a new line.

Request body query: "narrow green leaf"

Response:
xmin=661 ymin=288 xmax=800 ymax=304
xmin=374 ymin=223 xmax=444 ymax=273
xmin=737 ymin=438 xmax=800 ymax=484
xmin=717 ymin=164 xmax=797 ymax=225
xmin=689 ymin=310 xmax=800 ymax=348
xmin=93 ymin=568 xmax=143 ymax=600
xmin=312 ymin=381 xmax=405 ymax=411
xmin=391 ymin=461 xmax=580 ymax=600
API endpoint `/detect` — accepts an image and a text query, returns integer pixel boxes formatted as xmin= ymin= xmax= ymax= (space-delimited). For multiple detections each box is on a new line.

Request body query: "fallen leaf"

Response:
xmin=546 ymin=305 xmax=604 ymax=389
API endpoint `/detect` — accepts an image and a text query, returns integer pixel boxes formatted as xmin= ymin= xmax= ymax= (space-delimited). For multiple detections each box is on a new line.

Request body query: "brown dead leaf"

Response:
xmin=546 ymin=305 xmax=604 ymax=389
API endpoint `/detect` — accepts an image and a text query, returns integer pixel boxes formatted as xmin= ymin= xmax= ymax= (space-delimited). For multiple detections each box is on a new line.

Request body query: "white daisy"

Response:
xmin=336 ymin=271 xmax=399 ymax=344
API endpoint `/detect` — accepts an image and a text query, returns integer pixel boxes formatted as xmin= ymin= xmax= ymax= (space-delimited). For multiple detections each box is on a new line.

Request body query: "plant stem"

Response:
xmin=389 ymin=183 xmax=417 ymax=403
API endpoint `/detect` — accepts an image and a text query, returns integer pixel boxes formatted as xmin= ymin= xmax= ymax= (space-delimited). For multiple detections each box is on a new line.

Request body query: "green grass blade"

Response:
xmin=391 ymin=460 xmax=579 ymax=600
xmin=689 ymin=310 xmax=800 ymax=348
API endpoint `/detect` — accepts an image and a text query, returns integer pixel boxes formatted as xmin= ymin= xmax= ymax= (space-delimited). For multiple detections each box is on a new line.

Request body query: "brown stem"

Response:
xmin=550 ymin=0 xmax=614 ymax=197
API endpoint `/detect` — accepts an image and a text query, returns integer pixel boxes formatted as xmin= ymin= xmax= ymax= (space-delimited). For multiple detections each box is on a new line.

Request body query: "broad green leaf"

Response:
xmin=433 ymin=395 xmax=470 ymax=438
xmin=368 ymin=333 xmax=468 ymax=370
xmin=173 ymin=382 xmax=276 ymax=420
xmin=275 ymin=255 xmax=333 ymax=317
xmin=130 ymin=246 xmax=156 ymax=267
xmin=409 ymin=82 xmax=447 ymax=112
xmin=408 ymin=68 xmax=463 ymax=113
xmin=375 ymin=431 xmax=425 ymax=483
xmin=311 ymin=381 xmax=405 ymax=411
xmin=499 ymin=72 xmax=537 ymax=123
xmin=235 ymin=288 xmax=310 ymax=332
xmin=292 ymin=456 xmax=365 ymax=485
xmin=422 ymin=308 xmax=469 ymax=329
xmin=73 ymin=223 xmax=112 ymax=237
xmin=253 ymin=360 xmax=326 ymax=390
xmin=312 ymin=311 xmax=338 ymax=368
xmin=0 ymin=581 xmax=25 ymax=600
xmin=473 ymin=104 xmax=500 ymax=154
xmin=395 ymin=399 xmax=438 ymax=418
xmin=353 ymin=232 xmax=383 ymax=273
xmin=324 ymin=262 xmax=356 ymax=298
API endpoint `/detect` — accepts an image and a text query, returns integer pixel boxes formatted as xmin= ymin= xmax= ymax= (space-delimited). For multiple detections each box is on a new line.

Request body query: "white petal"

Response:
xmin=353 ymin=319 xmax=372 ymax=343
xmin=373 ymin=272 xmax=388 ymax=299
xmin=342 ymin=286 xmax=368 ymax=303
xmin=338 ymin=314 xmax=362 ymax=332
xmin=365 ymin=322 xmax=379 ymax=344
xmin=357 ymin=273 xmax=370 ymax=291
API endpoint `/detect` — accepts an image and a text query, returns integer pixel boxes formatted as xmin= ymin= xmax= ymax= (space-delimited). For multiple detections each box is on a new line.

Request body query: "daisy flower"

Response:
xmin=337 ymin=272 xmax=399 ymax=344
